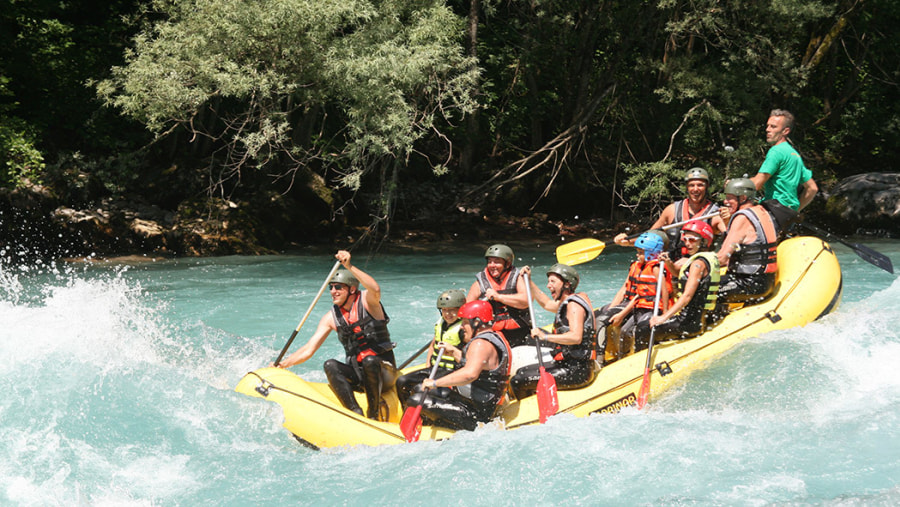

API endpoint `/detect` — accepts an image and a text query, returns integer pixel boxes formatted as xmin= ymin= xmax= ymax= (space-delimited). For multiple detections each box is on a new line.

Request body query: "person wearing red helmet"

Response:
xmin=404 ymin=300 xmax=513 ymax=431
xmin=633 ymin=220 xmax=721 ymax=347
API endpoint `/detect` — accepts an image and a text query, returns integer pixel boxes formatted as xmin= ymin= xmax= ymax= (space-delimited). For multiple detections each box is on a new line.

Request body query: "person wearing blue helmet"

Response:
xmin=594 ymin=232 xmax=673 ymax=363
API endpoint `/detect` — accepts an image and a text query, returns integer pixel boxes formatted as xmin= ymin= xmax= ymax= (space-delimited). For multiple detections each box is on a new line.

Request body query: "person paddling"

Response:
xmin=405 ymin=300 xmax=513 ymax=431
xmin=466 ymin=244 xmax=531 ymax=347
xmin=509 ymin=264 xmax=598 ymax=400
xmin=395 ymin=289 xmax=468 ymax=405
xmin=275 ymin=250 xmax=398 ymax=421
xmin=633 ymin=220 xmax=720 ymax=346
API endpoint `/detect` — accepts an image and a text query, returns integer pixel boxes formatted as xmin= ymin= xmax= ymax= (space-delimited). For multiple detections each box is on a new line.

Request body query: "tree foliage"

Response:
xmin=96 ymin=0 xmax=479 ymax=212
xmin=2 ymin=0 xmax=899 ymax=245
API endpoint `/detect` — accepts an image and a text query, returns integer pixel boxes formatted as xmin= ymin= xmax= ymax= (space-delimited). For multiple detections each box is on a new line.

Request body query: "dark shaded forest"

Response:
xmin=2 ymin=0 xmax=898 ymax=257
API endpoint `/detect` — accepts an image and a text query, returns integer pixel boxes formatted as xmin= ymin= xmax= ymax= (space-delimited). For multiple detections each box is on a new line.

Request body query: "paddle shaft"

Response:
xmin=637 ymin=262 xmax=666 ymax=409
xmin=522 ymin=272 xmax=546 ymax=370
xmin=398 ymin=340 xmax=434 ymax=369
xmin=625 ymin=210 xmax=720 ymax=241
xmin=274 ymin=260 xmax=342 ymax=367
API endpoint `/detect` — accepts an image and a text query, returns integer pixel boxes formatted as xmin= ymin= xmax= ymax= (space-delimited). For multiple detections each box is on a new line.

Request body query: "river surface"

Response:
xmin=2 ymin=238 xmax=899 ymax=505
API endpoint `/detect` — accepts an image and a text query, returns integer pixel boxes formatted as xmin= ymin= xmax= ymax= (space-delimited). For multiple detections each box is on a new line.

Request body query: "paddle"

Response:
xmin=556 ymin=211 xmax=721 ymax=266
xmin=523 ymin=272 xmax=559 ymax=423
xmin=637 ymin=262 xmax=666 ymax=409
xmin=798 ymin=222 xmax=893 ymax=274
xmin=399 ymin=346 xmax=446 ymax=443
xmin=398 ymin=340 xmax=433 ymax=369
xmin=273 ymin=260 xmax=342 ymax=367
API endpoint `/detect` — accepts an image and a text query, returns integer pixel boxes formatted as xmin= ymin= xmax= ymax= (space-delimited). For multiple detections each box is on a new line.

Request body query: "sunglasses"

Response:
xmin=329 ymin=283 xmax=347 ymax=291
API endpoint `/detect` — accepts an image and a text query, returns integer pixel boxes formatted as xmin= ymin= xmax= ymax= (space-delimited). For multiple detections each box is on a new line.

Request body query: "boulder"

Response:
xmin=823 ymin=173 xmax=900 ymax=236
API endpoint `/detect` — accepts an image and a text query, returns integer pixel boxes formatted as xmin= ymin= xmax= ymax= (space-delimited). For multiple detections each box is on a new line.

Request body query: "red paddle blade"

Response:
xmin=536 ymin=367 xmax=559 ymax=423
xmin=636 ymin=368 xmax=651 ymax=409
xmin=399 ymin=405 xmax=424 ymax=443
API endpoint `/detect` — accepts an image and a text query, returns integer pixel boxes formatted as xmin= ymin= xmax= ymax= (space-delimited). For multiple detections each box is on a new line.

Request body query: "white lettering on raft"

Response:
xmin=592 ymin=393 xmax=637 ymax=415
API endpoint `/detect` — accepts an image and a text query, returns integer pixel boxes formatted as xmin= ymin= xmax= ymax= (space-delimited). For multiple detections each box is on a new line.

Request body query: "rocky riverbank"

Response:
xmin=3 ymin=173 xmax=899 ymax=264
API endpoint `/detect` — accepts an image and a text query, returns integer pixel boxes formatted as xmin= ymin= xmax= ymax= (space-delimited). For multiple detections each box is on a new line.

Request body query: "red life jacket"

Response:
xmin=627 ymin=259 xmax=673 ymax=310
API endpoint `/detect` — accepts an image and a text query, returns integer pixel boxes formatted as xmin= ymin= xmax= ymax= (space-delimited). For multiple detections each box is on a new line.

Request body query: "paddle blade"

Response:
xmin=636 ymin=368 xmax=651 ymax=409
xmin=851 ymin=242 xmax=894 ymax=274
xmin=536 ymin=367 xmax=559 ymax=423
xmin=555 ymin=239 xmax=606 ymax=266
xmin=399 ymin=405 xmax=424 ymax=443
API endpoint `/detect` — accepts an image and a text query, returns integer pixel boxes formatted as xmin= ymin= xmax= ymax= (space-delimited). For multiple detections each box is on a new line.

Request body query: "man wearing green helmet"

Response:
xmin=715 ymin=177 xmax=780 ymax=307
xmin=509 ymin=264 xmax=598 ymax=400
xmin=276 ymin=250 xmax=398 ymax=421
xmin=466 ymin=244 xmax=531 ymax=347
xmin=750 ymin=109 xmax=818 ymax=213
xmin=395 ymin=289 xmax=468 ymax=405
xmin=614 ymin=167 xmax=726 ymax=260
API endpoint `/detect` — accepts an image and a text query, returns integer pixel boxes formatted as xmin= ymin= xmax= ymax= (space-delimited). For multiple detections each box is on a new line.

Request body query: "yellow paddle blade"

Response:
xmin=555 ymin=238 xmax=606 ymax=265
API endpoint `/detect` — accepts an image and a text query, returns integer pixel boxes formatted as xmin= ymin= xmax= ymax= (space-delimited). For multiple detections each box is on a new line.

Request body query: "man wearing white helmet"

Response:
xmin=614 ymin=167 xmax=727 ymax=259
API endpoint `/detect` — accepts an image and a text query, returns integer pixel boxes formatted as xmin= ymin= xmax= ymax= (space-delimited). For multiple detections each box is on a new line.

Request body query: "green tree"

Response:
xmin=97 ymin=0 xmax=479 ymax=231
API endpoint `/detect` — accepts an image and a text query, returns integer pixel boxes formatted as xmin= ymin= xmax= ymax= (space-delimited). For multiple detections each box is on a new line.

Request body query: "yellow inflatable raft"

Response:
xmin=235 ymin=236 xmax=842 ymax=449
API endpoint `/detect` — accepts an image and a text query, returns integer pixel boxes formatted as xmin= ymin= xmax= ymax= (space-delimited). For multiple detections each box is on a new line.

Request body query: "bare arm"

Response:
xmin=798 ymin=178 xmax=818 ymax=211
xmin=651 ymin=259 xmax=706 ymax=326
xmin=538 ymin=298 xmax=586 ymax=346
xmin=430 ymin=339 xmax=497 ymax=388
xmin=276 ymin=312 xmax=334 ymax=368
xmin=751 ymin=172 xmax=770 ymax=191
xmin=716 ymin=215 xmax=752 ymax=267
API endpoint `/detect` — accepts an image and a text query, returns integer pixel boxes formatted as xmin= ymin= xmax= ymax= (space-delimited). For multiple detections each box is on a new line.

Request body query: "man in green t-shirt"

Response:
xmin=750 ymin=109 xmax=818 ymax=211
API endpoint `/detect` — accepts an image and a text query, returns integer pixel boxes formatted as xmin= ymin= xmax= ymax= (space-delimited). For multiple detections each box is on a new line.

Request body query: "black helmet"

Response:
xmin=546 ymin=263 xmax=579 ymax=290
xmin=484 ymin=244 xmax=514 ymax=265
xmin=436 ymin=289 xmax=467 ymax=309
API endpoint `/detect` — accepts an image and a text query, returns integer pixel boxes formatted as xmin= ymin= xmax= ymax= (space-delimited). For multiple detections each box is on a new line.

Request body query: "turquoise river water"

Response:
xmin=1 ymin=238 xmax=899 ymax=505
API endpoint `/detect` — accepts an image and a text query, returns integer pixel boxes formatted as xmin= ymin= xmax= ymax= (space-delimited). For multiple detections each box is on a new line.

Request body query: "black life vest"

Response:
xmin=458 ymin=330 xmax=512 ymax=417
xmin=332 ymin=292 xmax=393 ymax=364
xmin=675 ymin=252 xmax=720 ymax=331
xmin=551 ymin=293 xmax=597 ymax=362
xmin=475 ymin=267 xmax=530 ymax=331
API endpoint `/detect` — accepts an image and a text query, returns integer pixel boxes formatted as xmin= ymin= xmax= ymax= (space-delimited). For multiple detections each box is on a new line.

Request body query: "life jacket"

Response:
xmin=475 ymin=267 xmax=530 ymax=331
xmin=431 ymin=319 xmax=464 ymax=370
xmin=551 ymin=293 xmax=597 ymax=362
xmin=626 ymin=259 xmax=674 ymax=310
xmin=677 ymin=251 xmax=720 ymax=315
xmin=332 ymin=292 xmax=393 ymax=364
xmin=670 ymin=199 xmax=720 ymax=258
xmin=730 ymin=205 xmax=779 ymax=276
xmin=458 ymin=330 xmax=512 ymax=417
